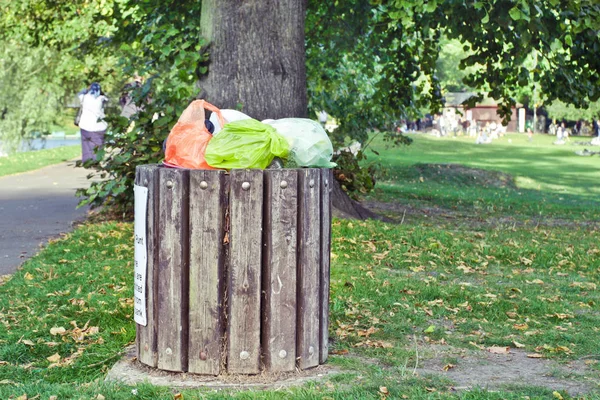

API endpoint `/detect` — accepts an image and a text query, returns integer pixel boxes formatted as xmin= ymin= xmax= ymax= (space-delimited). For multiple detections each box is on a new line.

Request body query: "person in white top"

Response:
xmin=78 ymin=82 xmax=108 ymax=162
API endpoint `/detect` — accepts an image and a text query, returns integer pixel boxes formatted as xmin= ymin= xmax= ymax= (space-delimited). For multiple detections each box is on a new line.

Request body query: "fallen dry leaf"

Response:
xmin=379 ymin=386 xmax=389 ymax=395
xmin=513 ymin=341 xmax=526 ymax=348
xmin=46 ymin=353 xmax=61 ymax=363
xmin=330 ymin=349 xmax=349 ymax=355
xmin=526 ymin=279 xmax=544 ymax=285
xmin=553 ymin=391 xmax=564 ymax=400
xmin=442 ymin=363 xmax=456 ymax=371
xmin=487 ymin=346 xmax=510 ymax=354
xmin=50 ymin=327 xmax=66 ymax=336
xmin=527 ymin=353 xmax=543 ymax=358
xmin=21 ymin=340 xmax=34 ymax=346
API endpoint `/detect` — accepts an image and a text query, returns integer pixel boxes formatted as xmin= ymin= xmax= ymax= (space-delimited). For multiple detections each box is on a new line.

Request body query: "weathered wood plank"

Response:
xmin=135 ymin=165 xmax=160 ymax=367
xmin=296 ymin=169 xmax=321 ymax=369
xmin=188 ymin=170 xmax=227 ymax=375
xmin=227 ymin=169 xmax=263 ymax=374
xmin=261 ymin=169 xmax=298 ymax=372
xmin=157 ymin=168 xmax=190 ymax=372
xmin=319 ymin=168 xmax=333 ymax=364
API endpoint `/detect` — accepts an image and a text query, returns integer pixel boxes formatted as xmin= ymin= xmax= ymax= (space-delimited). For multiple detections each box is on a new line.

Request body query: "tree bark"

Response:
xmin=200 ymin=0 xmax=381 ymax=221
xmin=200 ymin=0 xmax=308 ymax=120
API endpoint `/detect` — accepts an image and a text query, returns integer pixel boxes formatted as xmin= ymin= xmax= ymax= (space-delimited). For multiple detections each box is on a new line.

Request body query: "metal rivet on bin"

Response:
xmin=144 ymin=179 xmax=148 ymax=185
xmin=325 ymin=179 xmax=328 ymax=187
xmin=240 ymin=351 xmax=250 ymax=360
xmin=200 ymin=351 xmax=208 ymax=361
xmin=308 ymin=346 xmax=315 ymax=355
xmin=200 ymin=181 xmax=208 ymax=190
xmin=166 ymin=347 xmax=173 ymax=355
xmin=166 ymin=181 xmax=173 ymax=188
xmin=309 ymin=179 xmax=315 ymax=188
xmin=242 ymin=182 xmax=251 ymax=191
xmin=279 ymin=350 xmax=287 ymax=359
xmin=280 ymin=180 xmax=288 ymax=189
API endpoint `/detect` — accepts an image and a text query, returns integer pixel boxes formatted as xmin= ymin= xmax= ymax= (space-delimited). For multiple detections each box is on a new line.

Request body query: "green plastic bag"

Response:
xmin=204 ymin=119 xmax=289 ymax=169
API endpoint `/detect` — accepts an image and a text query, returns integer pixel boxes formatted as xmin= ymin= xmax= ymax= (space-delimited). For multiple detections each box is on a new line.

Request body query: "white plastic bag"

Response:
xmin=209 ymin=109 xmax=252 ymax=135
xmin=265 ymin=118 xmax=336 ymax=168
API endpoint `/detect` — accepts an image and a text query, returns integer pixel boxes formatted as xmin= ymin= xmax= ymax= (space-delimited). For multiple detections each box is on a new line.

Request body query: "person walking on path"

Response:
xmin=78 ymin=82 xmax=108 ymax=162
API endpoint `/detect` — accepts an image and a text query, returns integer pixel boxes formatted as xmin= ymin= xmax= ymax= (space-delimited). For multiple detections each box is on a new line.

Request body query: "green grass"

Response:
xmin=1 ymin=134 xmax=600 ymax=399
xmin=368 ymin=132 xmax=600 ymax=198
xmin=0 ymin=145 xmax=81 ymax=177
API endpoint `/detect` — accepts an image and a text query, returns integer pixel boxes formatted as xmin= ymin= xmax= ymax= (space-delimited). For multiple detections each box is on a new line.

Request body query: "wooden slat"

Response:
xmin=135 ymin=165 xmax=159 ymax=367
xmin=319 ymin=168 xmax=333 ymax=364
xmin=261 ymin=169 xmax=298 ymax=372
xmin=188 ymin=170 xmax=227 ymax=375
xmin=157 ymin=168 xmax=190 ymax=372
xmin=226 ymin=169 xmax=263 ymax=374
xmin=296 ymin=168 xmax=321 ymax=369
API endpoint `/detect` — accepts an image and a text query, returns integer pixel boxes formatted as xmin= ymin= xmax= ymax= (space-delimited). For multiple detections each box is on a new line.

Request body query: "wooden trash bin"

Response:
xmin=134 ymin=165 xmax=332 ymax=375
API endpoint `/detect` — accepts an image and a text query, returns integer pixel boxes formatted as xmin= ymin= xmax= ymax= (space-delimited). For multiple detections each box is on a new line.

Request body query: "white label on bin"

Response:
xmin=134 ymin=184 xmax=149 ymax=326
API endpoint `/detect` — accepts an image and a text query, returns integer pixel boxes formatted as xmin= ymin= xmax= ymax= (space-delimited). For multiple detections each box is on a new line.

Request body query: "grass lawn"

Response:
xmin=369 ymin=132 xmax=599 ymax=198
xmin=0 ymin=133 xmax=599 ymax=399
xmin=0 ymin=146 xmax=81 ymax=177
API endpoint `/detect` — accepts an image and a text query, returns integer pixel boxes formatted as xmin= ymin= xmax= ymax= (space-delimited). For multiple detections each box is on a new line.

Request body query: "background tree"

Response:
xmin=2 ymin=0 xmax=599 ymax=217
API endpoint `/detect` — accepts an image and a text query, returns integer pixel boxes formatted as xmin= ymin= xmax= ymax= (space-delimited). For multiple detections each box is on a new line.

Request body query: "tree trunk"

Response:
xmin=200 ymin=0 xmax=308 ymax=120
xmin=200 ymin=0 xmax=380 ymax=221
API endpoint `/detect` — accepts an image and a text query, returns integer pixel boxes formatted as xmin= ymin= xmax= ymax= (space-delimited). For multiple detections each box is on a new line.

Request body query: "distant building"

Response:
xmin=444 ymin=92 xmax=519 ymax=132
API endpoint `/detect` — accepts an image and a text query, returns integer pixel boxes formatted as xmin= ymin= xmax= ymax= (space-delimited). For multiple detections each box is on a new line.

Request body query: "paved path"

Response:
xmin=0 ymin=161 xmax=90 ymax=275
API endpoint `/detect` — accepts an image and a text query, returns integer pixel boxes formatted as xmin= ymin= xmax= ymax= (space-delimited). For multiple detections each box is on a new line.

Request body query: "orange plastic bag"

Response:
xmin=164 ymin=100 xmax=225 ymax=169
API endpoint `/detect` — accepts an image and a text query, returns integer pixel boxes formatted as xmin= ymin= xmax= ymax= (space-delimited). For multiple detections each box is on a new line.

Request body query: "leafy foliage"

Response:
xmin=2 ymin=0 xmax=600 ymax=212
xmin=0 ymin=0 xmax=123 ymax=153
xmin=76 ymin=1 xmax=206 ymax=216
xmin=545 ymin=99 xmax=600 ymax=122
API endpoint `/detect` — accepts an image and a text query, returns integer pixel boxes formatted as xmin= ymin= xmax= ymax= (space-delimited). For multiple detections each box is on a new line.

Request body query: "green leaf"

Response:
xmin=564 ymin=34 xmax=573 ymax=46
xmin=509 ymin=6 xmax=523 ymax=21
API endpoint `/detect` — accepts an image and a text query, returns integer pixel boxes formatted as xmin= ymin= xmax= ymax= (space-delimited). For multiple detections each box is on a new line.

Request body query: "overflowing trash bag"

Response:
xmin=265 ymin=118 xmax=336 ymax=168
xmin=164 ymin=100 xmax=224 ymax=169
xmin=204 ymin=119 xmax=289 ymax=169
xmin=209 ymin=109 xmax=252 ymax=135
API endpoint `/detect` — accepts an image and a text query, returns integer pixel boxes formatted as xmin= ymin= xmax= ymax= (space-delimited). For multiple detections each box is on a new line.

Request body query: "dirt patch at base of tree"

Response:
xmin=413 ymin=345 xmax=598 ymax=396
xmin=363 ymin=200 xmax=600 ymax=229
xmin=412 ymin=163 xmax=517 ymax=189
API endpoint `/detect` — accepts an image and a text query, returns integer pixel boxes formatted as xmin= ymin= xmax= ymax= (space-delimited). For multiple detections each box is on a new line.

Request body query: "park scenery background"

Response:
xmin=0 ymin=131 xmax=598 ymax=399
xmin=1 ymin=0 xmax=600 ymax=399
